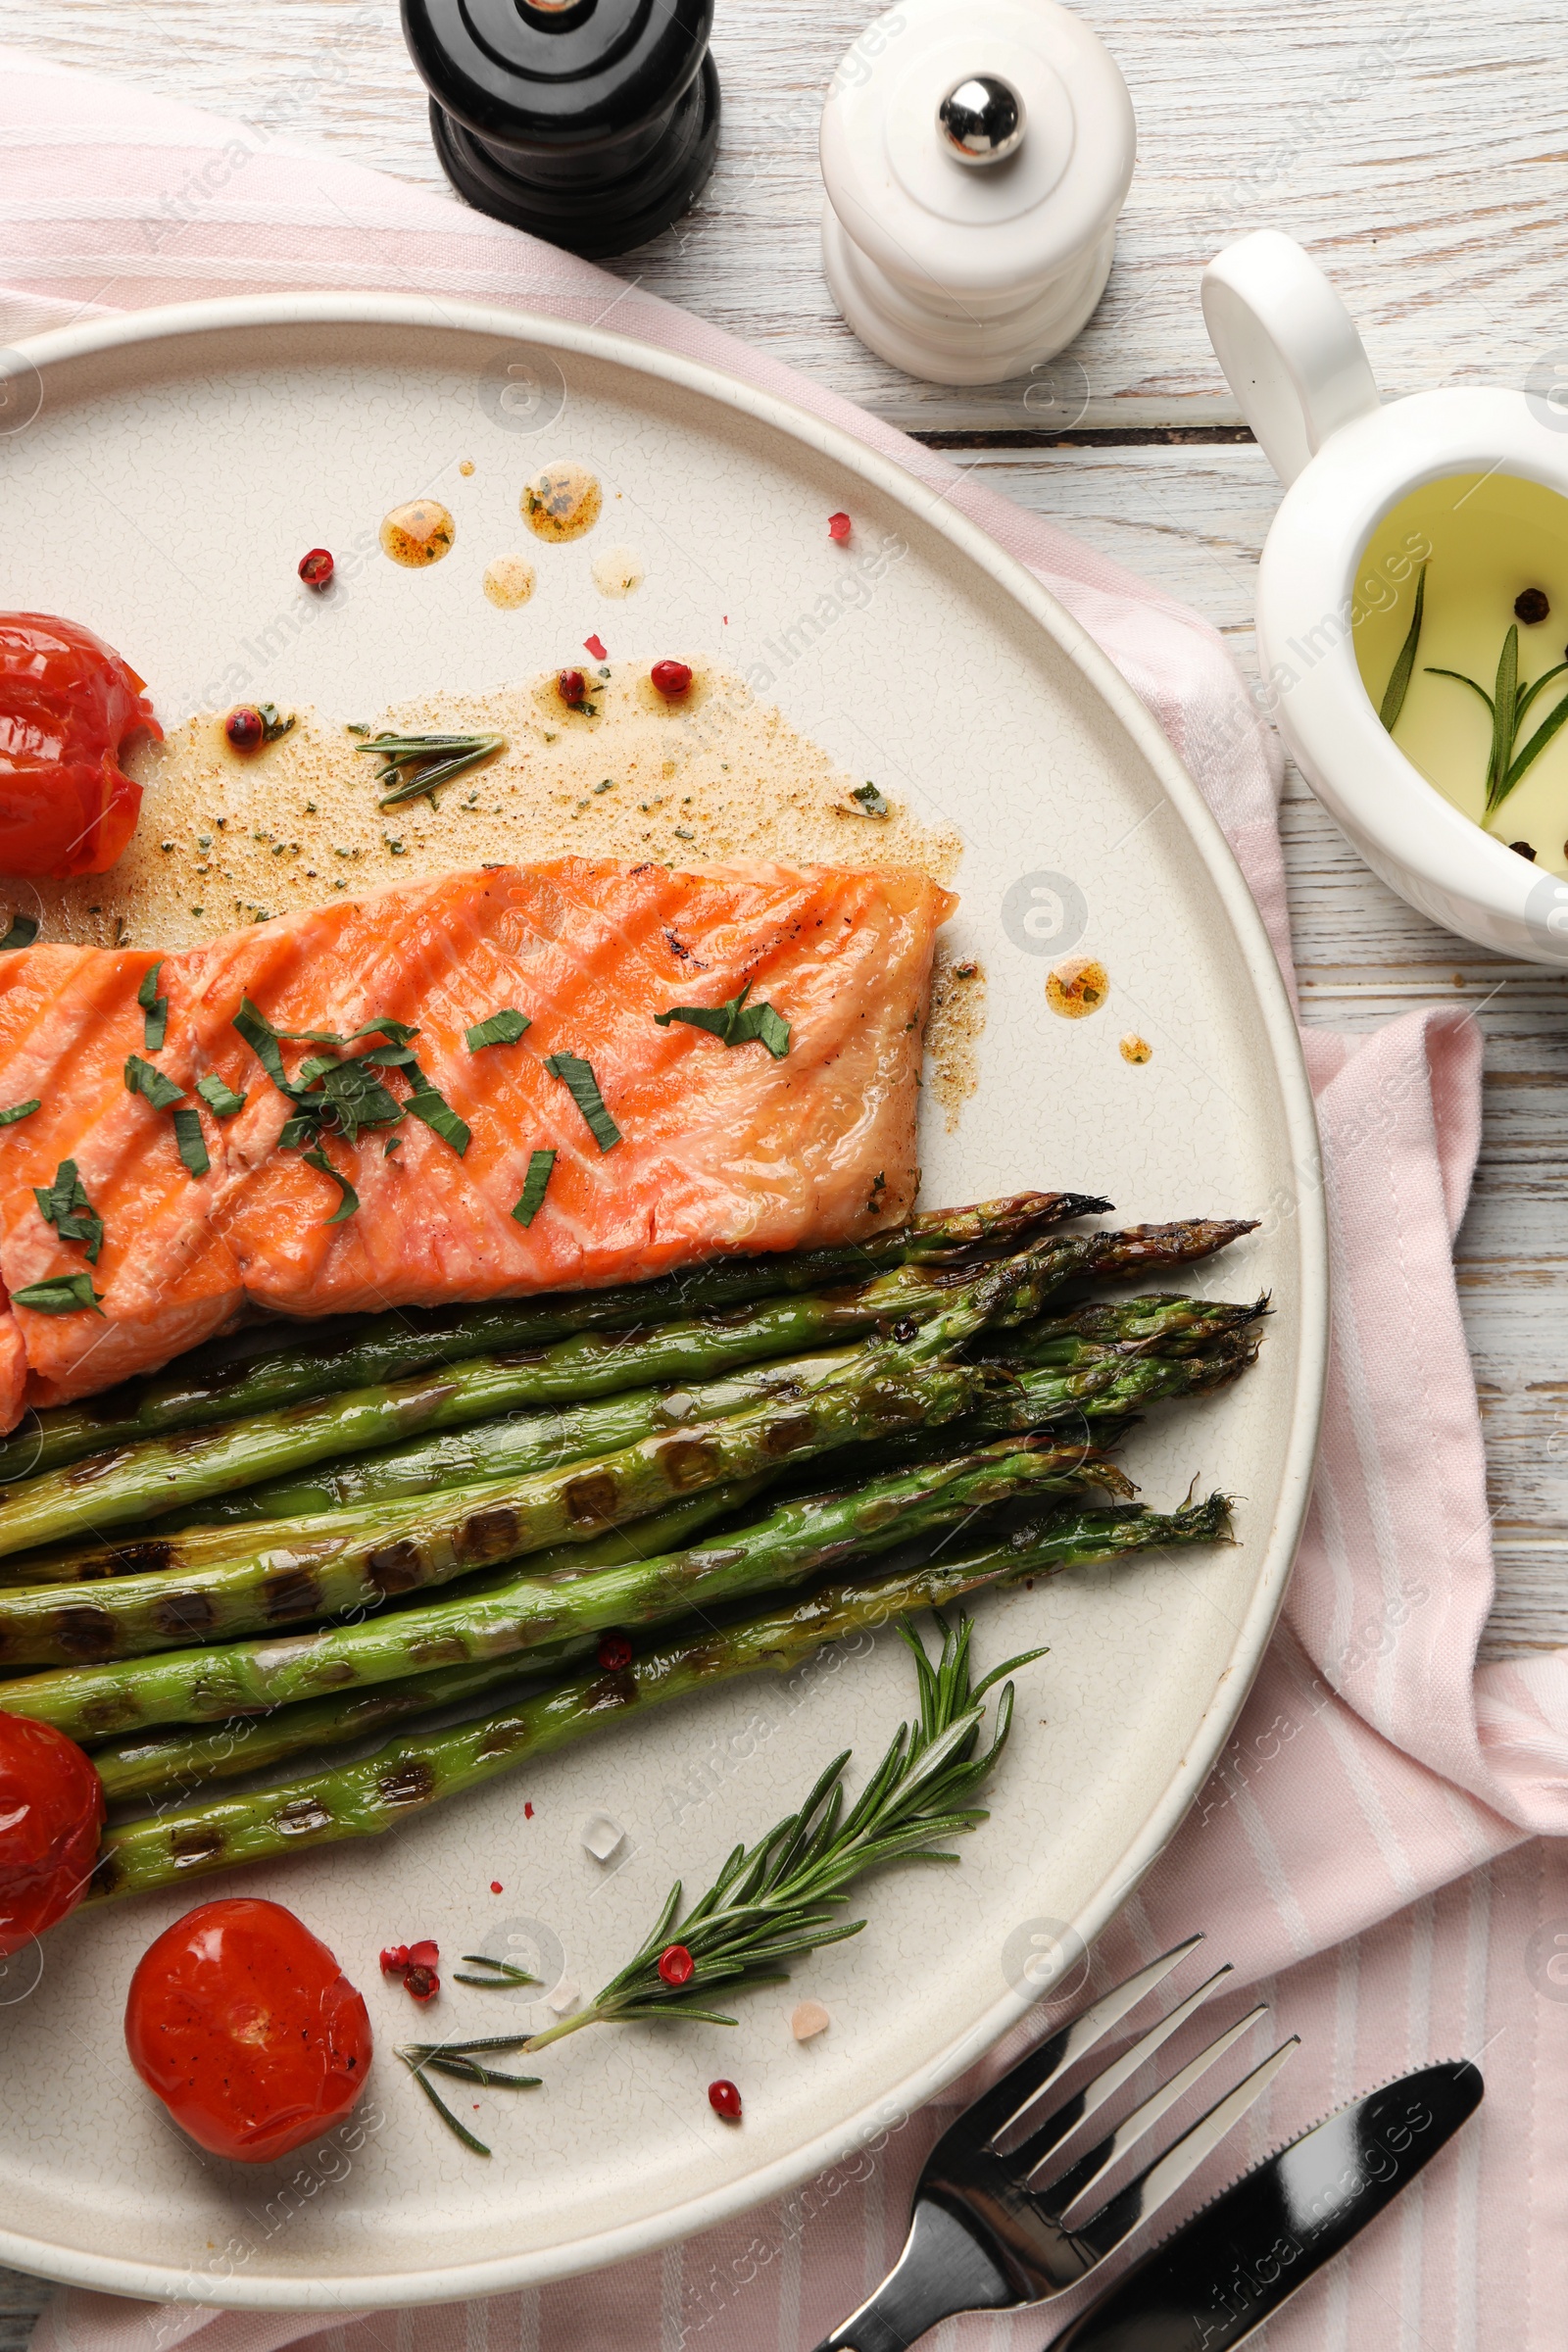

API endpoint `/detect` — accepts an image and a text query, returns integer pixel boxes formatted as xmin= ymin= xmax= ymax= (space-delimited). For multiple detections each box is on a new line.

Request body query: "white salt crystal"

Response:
xmin=581 ymin=1812 xmax=625 ymax=1862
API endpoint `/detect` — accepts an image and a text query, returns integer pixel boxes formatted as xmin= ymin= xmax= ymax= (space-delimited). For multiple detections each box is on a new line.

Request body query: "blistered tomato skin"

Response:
xmin=0 ymin=613 xmax=161 ymax=878
xmin=125 ymin=1898 xmax=372 ymax=2164
xmin=0 ymin=1710 xmax=104 ymax=1955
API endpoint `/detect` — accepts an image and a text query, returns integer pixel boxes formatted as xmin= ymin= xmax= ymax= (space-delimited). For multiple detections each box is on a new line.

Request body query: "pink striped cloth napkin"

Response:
xmin=3 ymin=49 xmax=1566 ymax=2352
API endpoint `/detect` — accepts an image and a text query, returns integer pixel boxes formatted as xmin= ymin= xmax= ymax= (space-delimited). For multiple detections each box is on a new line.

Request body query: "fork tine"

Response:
xmin=1036 ymin=2003 xmax=1269 ymax=2214
xmin=1005 ymin=1964 xmax=1236 ymax=2178
xmin=956 ymin=1936 xmax=1205 ymax=2151
xmin=1071 ymin=2036 xmax=1300 ymax=2261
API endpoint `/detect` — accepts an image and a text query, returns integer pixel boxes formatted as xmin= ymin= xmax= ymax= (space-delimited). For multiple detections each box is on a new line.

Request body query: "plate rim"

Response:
xmin=0 ymin=289 xmax=1328 ymax=2309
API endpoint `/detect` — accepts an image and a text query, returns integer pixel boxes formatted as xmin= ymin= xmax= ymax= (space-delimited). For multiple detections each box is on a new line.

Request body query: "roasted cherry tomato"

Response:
xmin=124 ymin=1897 xmax=372 ymax=2163
xmin=0 ymin=613 xmax=160 ymax=877
xmin=0 ymin=1710 xmax=104 ymax=1955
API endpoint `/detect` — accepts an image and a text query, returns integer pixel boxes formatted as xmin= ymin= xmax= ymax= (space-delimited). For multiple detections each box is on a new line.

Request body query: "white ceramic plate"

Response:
xmin=0 ymin=297 xmax=1325 ymax=2309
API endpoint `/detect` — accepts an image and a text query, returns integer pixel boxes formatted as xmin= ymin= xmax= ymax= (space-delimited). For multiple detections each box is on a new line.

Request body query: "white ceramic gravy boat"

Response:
xmin=1202 ymin=228 xmax=1568 ymax=963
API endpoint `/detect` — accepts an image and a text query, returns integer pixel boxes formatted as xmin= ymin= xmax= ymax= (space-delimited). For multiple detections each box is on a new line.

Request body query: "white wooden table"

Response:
xmin=0 ymin=0 xmax=1563 ymax=2325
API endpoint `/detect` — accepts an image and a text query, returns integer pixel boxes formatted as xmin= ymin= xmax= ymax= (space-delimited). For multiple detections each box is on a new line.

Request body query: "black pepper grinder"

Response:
xmin=401 ymin=0 xmax=720 ymax=261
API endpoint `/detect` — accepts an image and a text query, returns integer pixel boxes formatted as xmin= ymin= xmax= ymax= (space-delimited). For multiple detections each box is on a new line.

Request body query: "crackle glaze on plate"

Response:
xmin=0 ymin=298 xmax=1326 ymax=2309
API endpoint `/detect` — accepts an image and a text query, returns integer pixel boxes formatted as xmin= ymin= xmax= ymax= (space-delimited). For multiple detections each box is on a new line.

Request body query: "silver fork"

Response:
xmin=810 ymin=1936 xmax=1297 ymax=2352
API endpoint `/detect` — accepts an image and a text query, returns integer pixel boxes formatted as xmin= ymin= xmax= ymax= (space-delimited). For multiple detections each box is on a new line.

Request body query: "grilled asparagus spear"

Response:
xmin=86 ymin=1446 xmax=1120 ymax=1804
xmin=84 ymin=1493 xmax=1232 ymax=1905
xmin=171 ymin=1293 xmax=1265 ymax=1529
xmin=0 ymin=1190 xmax=1101 ymax=1484
xmin=0 ymin=1220 xmax=1250 ymax=1569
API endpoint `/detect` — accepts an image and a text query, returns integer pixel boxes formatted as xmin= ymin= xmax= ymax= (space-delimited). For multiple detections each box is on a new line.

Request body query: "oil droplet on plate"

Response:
xmin=381 ymin=499 xmax=456 ymax=567
xmin=484 ymin=554 xmax=537 ymax=610
xmin=592 ymin=545 xmax=645 ymax=598
xmin=1119 ymin=1032 xmax=1152 ymax=1064
xmin=1046 ymin=956 xmax=1108 ymax=1018
xmin=522 ymin=461 xmax=603 ymax=543
xmin=459 ymin=459 xmax=476 ymax=477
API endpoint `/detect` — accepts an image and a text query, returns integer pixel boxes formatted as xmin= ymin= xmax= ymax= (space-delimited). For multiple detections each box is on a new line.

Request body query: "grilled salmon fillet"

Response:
xmin=0 ymin=859 xmax=954 ymax=1423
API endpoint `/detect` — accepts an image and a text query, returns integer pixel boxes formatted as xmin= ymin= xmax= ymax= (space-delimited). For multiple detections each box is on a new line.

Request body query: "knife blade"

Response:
xmin=1046 ymin=2058 xmax=1482 ymax=2351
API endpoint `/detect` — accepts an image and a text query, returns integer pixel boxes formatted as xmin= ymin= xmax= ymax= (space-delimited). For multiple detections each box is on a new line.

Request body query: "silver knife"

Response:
xmin=1046 ymin=2059 xmax=1483 ymax=2350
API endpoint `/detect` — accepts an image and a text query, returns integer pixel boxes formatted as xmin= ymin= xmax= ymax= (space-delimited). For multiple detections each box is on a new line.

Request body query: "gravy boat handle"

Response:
xmin=1201 ymin=229 xmax=1382 ymax=489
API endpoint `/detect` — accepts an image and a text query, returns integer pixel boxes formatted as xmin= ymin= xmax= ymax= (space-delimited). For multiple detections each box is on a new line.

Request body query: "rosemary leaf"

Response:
xmin=401 ymin=2055 xmax=492 ymax=2157
xmin=1424 ymin=667 xmax=1494 ymax=717
xmin=0 ymin=1099 xmax=39 ymax=1126
xmin=355 ymin=731 xmax=507 ymax=809
xmin=1379 ymin=563 xmax=1427 ymax=732
xmin=1501 ymin=684 xmax=1568 ymax=801
xmin=400 ymin=2036 xmax=538 ymax=2058
xmin=1489 ymin=625 xmax=1520 ymax=814
xmin=420 ymin=2057 xmax=542 ymax=2088
xmin=1513 ymin=660 xmax=1568 ymax=728
xmin=452 ymin=1954 xmax=540 ymax=1988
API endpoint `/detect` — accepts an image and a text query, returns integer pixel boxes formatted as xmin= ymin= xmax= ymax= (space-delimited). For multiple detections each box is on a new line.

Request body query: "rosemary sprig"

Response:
xmin=523 ymin=1611 xmax=1044 ymax=2052
xmin=1378 ymin=562 xmax=1426 ymax=731
xmin=352 ymin=731 xmax=507 ymax=809
xmin=397 ymin=2034 xmax=542 ymax=2157
xmin=1426 ymin=618 xmax=1568 ymax=818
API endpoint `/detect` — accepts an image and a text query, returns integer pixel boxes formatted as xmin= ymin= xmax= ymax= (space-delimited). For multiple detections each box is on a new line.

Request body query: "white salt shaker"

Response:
xmin=819 ymin=0 xmax=1135 ymax=386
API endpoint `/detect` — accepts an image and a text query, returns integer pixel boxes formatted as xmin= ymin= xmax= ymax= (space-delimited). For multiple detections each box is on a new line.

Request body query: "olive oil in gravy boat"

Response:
xmin=1203 ymin=227 xmax=1568 ymax=963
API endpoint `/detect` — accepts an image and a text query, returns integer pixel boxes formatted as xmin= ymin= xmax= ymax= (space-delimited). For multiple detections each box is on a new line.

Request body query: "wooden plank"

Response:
xmin=3 ymin=0 xmax=1564 ymax=433
xmin=0 ymin=2274 xmax=50 ymax=2346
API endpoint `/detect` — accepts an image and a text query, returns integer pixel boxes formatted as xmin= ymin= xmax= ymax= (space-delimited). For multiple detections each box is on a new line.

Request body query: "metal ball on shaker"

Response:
xmin=937 ymin=75 xmax=1027 ymax=168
